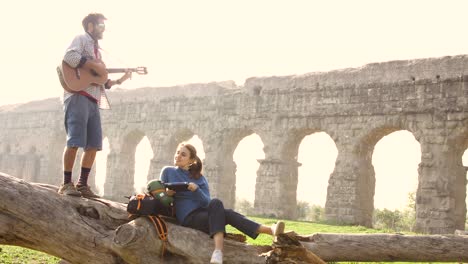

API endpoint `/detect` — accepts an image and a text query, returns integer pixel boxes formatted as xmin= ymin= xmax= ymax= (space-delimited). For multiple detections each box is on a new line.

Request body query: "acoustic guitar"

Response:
xmin=57 ymin=61 xmax=147 ymax=92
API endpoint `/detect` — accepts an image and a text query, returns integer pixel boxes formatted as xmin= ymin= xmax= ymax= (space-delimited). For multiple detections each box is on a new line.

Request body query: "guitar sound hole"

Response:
xmin=90 ymin=69 xmax=99 ymax=77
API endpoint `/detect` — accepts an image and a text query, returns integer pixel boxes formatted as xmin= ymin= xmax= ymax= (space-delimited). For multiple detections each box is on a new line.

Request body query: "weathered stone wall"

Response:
xmin=0 ymin=55 xmax=467 ymax=234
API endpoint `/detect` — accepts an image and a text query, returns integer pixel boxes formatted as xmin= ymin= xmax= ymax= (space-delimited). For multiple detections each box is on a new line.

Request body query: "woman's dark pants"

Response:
xmin=182 ymin=198 xmax=260 ymax=239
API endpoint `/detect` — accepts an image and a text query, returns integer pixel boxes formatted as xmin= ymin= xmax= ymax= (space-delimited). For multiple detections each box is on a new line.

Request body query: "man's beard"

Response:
xmin=92 ymin=31 xmax=103 ymax=40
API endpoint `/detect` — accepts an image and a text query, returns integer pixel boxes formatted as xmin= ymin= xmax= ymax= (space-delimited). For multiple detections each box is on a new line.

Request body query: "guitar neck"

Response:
xmin=107 ymin=68 xmax=137 ymax=73
xmin=107 ymin=67 xmax=147 ymax=75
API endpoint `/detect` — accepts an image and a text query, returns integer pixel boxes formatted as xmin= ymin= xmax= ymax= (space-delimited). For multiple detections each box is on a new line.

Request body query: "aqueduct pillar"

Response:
xmin=202 ymin=131 xmax=238 ymax=209
xmin=325 ymin=129 xmax=375 ymax=227
xmin=254 ymin=131 xmax=301 ymax=219
xmin=415 ymin=131 xmax=467 ymax=233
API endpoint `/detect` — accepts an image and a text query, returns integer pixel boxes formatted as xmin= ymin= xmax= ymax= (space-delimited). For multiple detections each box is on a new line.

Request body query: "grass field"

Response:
xmin=0 ymin=216 xmax=457 ymax=264
xmin=226 ymin=216 xmax=387 ymax=246
xmin=0 ymin=245 xmax=60 ymax=264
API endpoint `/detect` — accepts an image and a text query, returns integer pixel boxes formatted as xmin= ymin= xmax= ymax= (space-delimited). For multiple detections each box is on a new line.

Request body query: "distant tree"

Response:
xmin=296 ymin=200 xmax=310 ymax=220
xmin=373 ymin=208 xmax=402 ymax=230
xmin=295 ymin=202 xmax=325 ymax=222
xmin=373 ymin=191 xmax=416 ymax=232
xmin=406 ymin=191 xmax=416 ymax=210
xmin=401 ymin=191 xmax=416 ymax=231
xmin=235 ymin=198 xmax=254 ymax=216
xmin=309 ymin=204 xmax=325 ymax=222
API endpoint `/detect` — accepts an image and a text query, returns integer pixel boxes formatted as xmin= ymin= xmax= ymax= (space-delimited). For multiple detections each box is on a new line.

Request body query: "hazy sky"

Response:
xmin=2 ymin=0 xmax=468 ymax=106
xmin=2 ymin=0 xmax=467 ymax=210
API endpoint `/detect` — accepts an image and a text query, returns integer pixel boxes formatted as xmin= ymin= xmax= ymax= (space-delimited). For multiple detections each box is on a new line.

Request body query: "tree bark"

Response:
xmin=0 ymin=172 xmax=270 ymax=264
xmin=298 ymin=232 xmax=468 ymax=262
xmin=1 ymin=172 xmax=467 ymax=263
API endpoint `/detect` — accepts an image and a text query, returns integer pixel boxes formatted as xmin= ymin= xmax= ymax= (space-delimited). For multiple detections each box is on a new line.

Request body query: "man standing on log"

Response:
xmin=58 ymin=13 xmax=132 ymax=197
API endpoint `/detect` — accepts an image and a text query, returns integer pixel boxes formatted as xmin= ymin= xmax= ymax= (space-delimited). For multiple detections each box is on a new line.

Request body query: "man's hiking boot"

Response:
xmin=271 ymin=221 xmax=285 ymax=236
xmin=76 ymin=185 xmax=100 ymax=198
xmin=210 ymin=249 xmax=223 ymax=264
xmin=58 ymin=182 xmax=81 ymax=196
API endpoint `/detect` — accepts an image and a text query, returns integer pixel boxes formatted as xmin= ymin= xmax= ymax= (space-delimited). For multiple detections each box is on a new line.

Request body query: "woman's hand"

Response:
xmin=187 ymin=182 xmax=198 ymax=192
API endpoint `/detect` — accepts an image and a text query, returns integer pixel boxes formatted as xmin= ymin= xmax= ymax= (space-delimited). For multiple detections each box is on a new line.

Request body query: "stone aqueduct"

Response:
xmin=0 ymin=55 xmax=467 ymax=234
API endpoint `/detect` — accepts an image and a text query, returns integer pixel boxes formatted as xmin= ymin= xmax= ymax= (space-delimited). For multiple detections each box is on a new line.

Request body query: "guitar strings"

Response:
xmin=99 ymin=48 xmax=130 ymax=69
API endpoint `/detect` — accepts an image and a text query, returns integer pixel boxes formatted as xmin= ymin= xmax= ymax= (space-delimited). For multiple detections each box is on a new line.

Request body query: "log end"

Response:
xmin=114 ymin=223 xmax=137 ymax=246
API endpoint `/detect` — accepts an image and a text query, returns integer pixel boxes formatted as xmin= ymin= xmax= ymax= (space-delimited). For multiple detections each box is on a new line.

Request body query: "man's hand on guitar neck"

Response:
xmin=105 ymin=70 xmax=132 ymax=89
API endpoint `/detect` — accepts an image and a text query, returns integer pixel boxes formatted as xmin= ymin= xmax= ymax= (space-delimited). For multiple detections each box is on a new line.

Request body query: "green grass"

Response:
xmin=0 ymin=245 xmax=59 ymax=264
xmin=226 ymin=216 xmax=392 ymax=246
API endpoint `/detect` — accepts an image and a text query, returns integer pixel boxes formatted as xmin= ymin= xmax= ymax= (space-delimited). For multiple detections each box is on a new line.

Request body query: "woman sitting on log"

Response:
xmin=159 ymin=142 xmax=285 ymax=264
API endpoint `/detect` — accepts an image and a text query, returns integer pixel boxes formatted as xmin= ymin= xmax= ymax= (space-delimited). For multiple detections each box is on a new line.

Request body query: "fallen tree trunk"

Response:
xmin=298 ymin=232 xmax=468 ymax=262
xmin=1 ymin=172 xmax=467 ymax=263
xmin=0 ymin=172 xmax=271 ymax=263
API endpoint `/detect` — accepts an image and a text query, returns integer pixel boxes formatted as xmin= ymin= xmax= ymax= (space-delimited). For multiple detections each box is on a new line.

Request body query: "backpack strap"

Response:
xmin=148 ymin=215 xmax=168 ymax=258
xmin=135 ymin=194 xmax=146 ymax=211
xmin=127 ymin=194 xmax=147 ymax=219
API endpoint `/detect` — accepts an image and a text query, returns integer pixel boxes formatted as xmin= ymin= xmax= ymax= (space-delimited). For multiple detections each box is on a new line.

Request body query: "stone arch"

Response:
xmin=233 ymin=132 xmax=265 ymax=211
xmin=289 ymin=129 xmax=338 ymax=219
xmin=145 ymin=128 xmax=200 ymax=184
xmin=104 ymin=128 xmax=148 ymax=200
xmin=218 ymin=129 xmax=257 ymax=157
xmin=356 ymin=126 xmax=421 ymax=225
xmin=199 ymin=128 xmax=259 ymax=208
xmin=167 ymin=128 xmax=196 ymax=155
xmin=449 ymin=132 xmax=468 ymax=230
xmin=372 ymin=130 xmax=421 ymax=210
xmin=297 ymin=131 xmax=338 ymax=211
xmin=185 ymin=135 xmax=206 ymax=161
xmin=254 ymin=128 xmax=335 ymax=219
xmin=164 ymin=128 xmax=207 ymax=171
xmin=121 ymin=129 xmax=147 ymax=155
xmin=133 ymin=136 xmax=154 ymax=193
xmin=229 ymin=129 xmax=263 ymax=203
xmin=121 ymin=129 xmax=152 ymax=194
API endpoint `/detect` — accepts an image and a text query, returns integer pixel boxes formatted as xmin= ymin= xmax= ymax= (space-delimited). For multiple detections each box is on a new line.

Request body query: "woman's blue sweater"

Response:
xmin=159 ymin=166 xmax=211 ymax=224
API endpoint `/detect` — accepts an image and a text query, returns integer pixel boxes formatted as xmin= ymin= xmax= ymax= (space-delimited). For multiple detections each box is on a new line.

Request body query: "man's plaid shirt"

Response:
xmin=62 ymin=33 xmax=110 ymax=109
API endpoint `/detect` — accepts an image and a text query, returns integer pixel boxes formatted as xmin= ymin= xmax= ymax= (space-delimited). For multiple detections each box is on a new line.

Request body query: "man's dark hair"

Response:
xmin=82 ymin=13 xmax=107 ymax=32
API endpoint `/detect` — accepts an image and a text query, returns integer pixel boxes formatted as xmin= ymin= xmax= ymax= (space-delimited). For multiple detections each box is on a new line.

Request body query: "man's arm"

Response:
xmin=63 ymin=35 xmax=86 ymax=68
xmin=104 ymin=71 xmax=133 ymax=89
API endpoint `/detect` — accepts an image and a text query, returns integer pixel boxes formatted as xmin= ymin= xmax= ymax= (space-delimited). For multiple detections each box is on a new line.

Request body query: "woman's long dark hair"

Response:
xmin=179 ymin=143 xmax=203 ymax=179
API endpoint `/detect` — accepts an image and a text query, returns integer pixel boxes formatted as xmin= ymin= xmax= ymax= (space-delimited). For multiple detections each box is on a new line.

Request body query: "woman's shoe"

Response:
xmin=210 ymin=249 xmax=223 ymax=264
xmin=271 ymin=221 xmax=285 ymax=236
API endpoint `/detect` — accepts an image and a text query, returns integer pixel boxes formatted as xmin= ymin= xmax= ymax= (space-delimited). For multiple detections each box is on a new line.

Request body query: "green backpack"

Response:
xmin=147 ymin=180 xmax=174 ymax=207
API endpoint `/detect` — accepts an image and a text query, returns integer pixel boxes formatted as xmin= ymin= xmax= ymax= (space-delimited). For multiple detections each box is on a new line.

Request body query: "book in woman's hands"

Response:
xmin=164 ymin=182 xmax=189 ymax=191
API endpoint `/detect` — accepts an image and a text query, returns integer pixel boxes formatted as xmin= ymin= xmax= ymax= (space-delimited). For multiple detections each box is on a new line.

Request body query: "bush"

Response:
xmin=235 ymin=198 xmax=255 ymax=216
xmin=309 ymin=204 xmax=325 ymax=222
xmin=296 ymin=201 xmax=310 ymax=220
xmin=373 ymin=192 xmax=416 ymax=232
xmin=296 ymin=201 xmax=325 ymax=222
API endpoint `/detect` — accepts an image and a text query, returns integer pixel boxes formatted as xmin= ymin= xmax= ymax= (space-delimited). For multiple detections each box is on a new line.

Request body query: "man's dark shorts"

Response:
xmin=64 ymin=94 xmax=102 ymax=150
